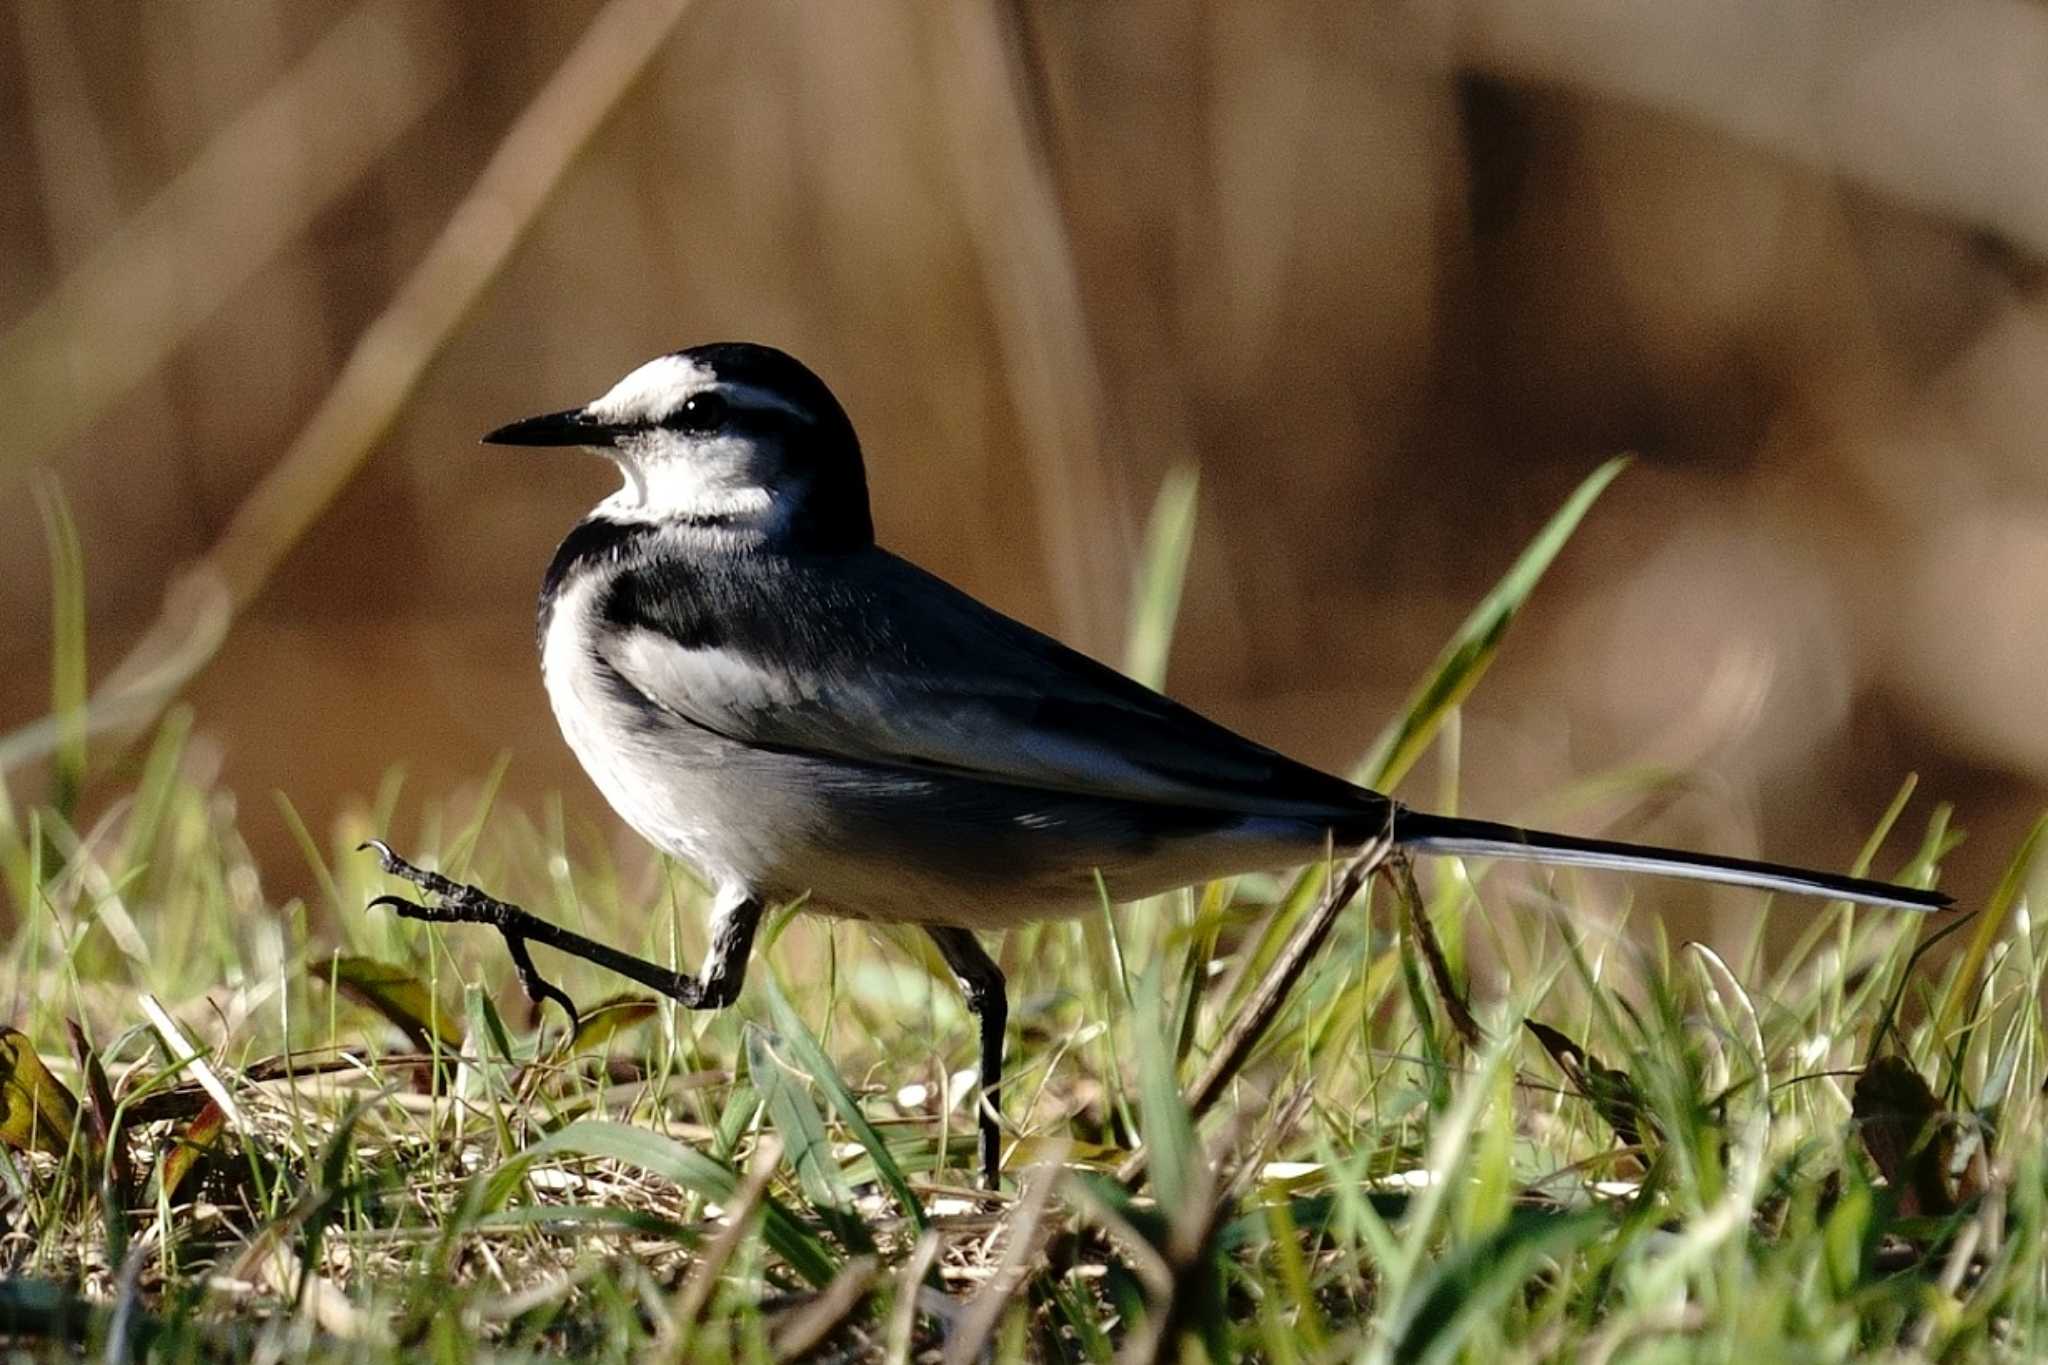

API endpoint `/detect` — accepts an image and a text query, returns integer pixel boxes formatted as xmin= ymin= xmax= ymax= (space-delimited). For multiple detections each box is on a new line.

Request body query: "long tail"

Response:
xmin=1391 ymin=810 xmax=1949 ymax=912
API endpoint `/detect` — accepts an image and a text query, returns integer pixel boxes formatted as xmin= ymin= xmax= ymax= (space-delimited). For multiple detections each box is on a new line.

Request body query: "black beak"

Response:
xmin=480 ymin=407 xmax=619 ymax=448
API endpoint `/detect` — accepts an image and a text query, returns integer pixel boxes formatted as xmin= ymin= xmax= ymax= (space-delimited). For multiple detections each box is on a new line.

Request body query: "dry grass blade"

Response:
xmin=769 ymin=1255 xmax=880 ymax=1361
xmin=1118 ymin=835 xmax=1390 ymax=1190
xmin=67 ymin=0 xmax=701 ymax=762
xmin=1451 ymin=0 xmax=2048 ymax=257
xmin=138 ymin=995 xmax=244 ymax=1136
xmin=200 ymin=0 xmax=698 ymax=607
xmin=926 ymin=0 xmax=1127 ymax=654
xmin=669 ymin=1136 xmax=783 ymax=1333
xmin=884 ymin=1229 xmax=943 ymax=1365
xmin=1580 ymin=1304 xmax=1707 ymax=1365
xmin=1393 ymin=850 xmax=1483 ymax=1047
xmin=229 ymin=1233 xmax=381 ymax=1342
xmin=0 ymin=0 xmax=457 ymax=472
xmin=942 ymin=1156 xmax=1063 ymax=1365
xmin=1061 ymin=1178 xmax=1173 ymax=1304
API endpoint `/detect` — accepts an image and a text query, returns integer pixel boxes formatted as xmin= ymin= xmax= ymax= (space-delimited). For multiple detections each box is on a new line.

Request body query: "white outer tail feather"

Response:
xmin=1393 ymin=813 xmax=1947 ymax=912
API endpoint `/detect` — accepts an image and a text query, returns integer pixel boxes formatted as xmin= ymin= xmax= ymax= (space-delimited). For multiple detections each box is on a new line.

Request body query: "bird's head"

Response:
xmin=484 ymin=342 xmax=873 ymax=552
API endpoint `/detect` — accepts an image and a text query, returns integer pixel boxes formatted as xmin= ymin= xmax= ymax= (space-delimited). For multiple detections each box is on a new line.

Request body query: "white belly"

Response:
xmin=541 ymin=577 xmax=744 ymax=887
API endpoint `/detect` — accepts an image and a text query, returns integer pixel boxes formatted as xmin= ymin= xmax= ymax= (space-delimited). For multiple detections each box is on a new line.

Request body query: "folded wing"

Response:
xmin=598 ymin=546 xmax=1382 ymax=824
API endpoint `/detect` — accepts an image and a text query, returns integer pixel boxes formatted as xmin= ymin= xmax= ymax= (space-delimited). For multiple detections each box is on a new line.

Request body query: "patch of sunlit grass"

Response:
xmin=1 ymin=462 xmax=2039 ymax=1362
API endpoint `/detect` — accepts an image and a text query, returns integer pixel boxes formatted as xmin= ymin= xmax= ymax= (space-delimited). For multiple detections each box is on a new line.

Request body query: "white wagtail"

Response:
xmin=367 ymin=341 xmax=1948 ymax=1189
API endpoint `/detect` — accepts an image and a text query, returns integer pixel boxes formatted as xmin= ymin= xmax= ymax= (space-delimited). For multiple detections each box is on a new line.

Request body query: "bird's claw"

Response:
xmin=362 ymin=838 xmax=444 ymax=891
xmin=503 ymin=933 xmax=582 ymax=1034
xmin=359 ymin=840 xmax=584 ymax=1031
xmin=357 ymin=838 xmax=417 ymax=882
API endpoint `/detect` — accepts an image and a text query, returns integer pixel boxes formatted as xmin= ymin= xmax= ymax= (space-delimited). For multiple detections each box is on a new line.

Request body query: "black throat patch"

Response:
xmin=536 ymin=517 xmax=656 ymax=646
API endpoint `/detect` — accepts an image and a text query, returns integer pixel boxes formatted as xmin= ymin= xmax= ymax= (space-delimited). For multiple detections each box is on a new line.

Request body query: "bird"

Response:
xmin=460 ymin=340 xmax=1947 ymax=1190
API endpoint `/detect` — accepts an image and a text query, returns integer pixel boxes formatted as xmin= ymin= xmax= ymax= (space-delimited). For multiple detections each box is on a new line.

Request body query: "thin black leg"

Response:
xmin=362 ymin=841 xmax=762 ymax=1025
xmin=926 ymin=925 xmax=1007 ymax=1191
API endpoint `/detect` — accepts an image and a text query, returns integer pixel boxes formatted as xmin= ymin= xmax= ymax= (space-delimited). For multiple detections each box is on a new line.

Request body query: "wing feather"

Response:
xmin=597 ymin=546 xmax=1381 ymax=823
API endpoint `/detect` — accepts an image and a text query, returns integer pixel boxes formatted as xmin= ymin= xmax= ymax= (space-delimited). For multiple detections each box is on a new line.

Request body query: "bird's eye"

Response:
xmin=672 ymin=393 xmax=729 ymax=433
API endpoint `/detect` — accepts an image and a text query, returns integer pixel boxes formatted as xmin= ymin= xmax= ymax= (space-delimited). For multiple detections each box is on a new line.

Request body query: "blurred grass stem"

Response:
xmin=2 ymin=0 xmax=700 ymax=774
xmin=930 ymin=0 xmax=1130 ymax=656
xmin=0 ymin=0 xmax=458 ymax=471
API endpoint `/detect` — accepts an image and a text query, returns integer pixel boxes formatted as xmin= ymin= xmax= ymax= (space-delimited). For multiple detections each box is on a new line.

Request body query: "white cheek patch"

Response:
xmin=597 ymin=436 xmax=778 ymax=522
xmin=587 ymin=354 xmax=715 ymax=425
xmin=643 ymin=460 xmax=775 ymax=519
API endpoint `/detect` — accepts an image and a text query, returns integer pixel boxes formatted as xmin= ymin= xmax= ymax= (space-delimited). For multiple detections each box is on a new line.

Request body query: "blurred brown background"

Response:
xmin=3 ymin=0 xmax=2044 ymax=924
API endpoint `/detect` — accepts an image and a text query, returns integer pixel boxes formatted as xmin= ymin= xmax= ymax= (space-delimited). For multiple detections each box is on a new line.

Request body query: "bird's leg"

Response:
xmin=926 ymin=926 xmax=1008 ymax=1190
xmin=690 ymin=886 xmax=763 ymax=1008
xmin=361 ymin=841 xmax=762 ymax=1026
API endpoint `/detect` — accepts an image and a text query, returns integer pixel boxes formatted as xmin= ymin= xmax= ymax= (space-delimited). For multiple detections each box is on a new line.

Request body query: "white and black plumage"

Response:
xmin=465 ymin=341 xmax=1947 ymax=1188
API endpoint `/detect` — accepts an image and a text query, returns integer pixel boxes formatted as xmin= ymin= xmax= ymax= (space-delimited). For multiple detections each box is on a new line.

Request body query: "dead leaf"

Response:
xmin=320 ymin=955 xmax=463 ymax=1050
xmin=559 ymin=995 xmax=659 ymax=1059
xmin=1526 ymin=1020 xmax=1650 ymax=1150
xmin=0 ymin=1027 xmax=82 ymax=1158
xmin=1854 ymin=1055 xmax=1955 ymax=1217
xmin=158 ymin=1099 xmax=229 ymax=1204
xmin=66 ymin=1019 xmax=129 ymax=1202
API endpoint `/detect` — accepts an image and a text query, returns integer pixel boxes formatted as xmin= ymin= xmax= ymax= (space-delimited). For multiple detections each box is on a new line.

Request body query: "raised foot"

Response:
xmin=359 ymin=839 xmax=583 ymax=1028
xmin=358 ymin=840 xmax=725 ymax=1020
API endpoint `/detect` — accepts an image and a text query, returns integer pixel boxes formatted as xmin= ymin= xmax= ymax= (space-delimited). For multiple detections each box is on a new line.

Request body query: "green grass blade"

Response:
xmin=1355 ymin=455 xmax=1629 ymax=791
xmin=759 ymin=969 xmax=925 ymax=1230
xmin=274 ymin=790 xmax=345 ymax=922
xmin=116 ymin=707 xmax=195 ymax=876
xmin=1771 ymin=773 xmax=1921 ymax=996
xmin=1174 ymin=879 xmax=1229 ymax=1069
xmin=1124 ymin=464 xmax=1200 ymax=689
xmin=744 ymin=1021 xmax=876 ymax=1253
xmin=713 ymin=1082 xmax=761 ymax=1160
xmin=35 ymin=479 xmax=89 ymax=820
xmin=1385 ymin=1206 xmax=1606 ymax=1364
xmin=444 ymin=750 xmax=513 ymax=877
xmin=487 ymin=1119 xmax=838 ymax=1288
xmin=470 ymin=1202 xmax=703 ymax=1244
xmin=1134 ymin=966 xmax=1197 ymax=1213
xmin=1935 ymin=810 xmax=2045 ymax=1045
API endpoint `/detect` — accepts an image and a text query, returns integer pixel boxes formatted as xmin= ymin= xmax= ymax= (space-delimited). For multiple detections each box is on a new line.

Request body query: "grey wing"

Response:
xmin=598 ymin=548 xmax=1384 ymax=824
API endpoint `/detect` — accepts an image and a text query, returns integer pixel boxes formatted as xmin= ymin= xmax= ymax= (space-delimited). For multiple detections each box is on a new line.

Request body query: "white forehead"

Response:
xmin=586 ymin=354 xmax=714 ymax=424
xmin=583 ymin=352 xmax=817 ymax=429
